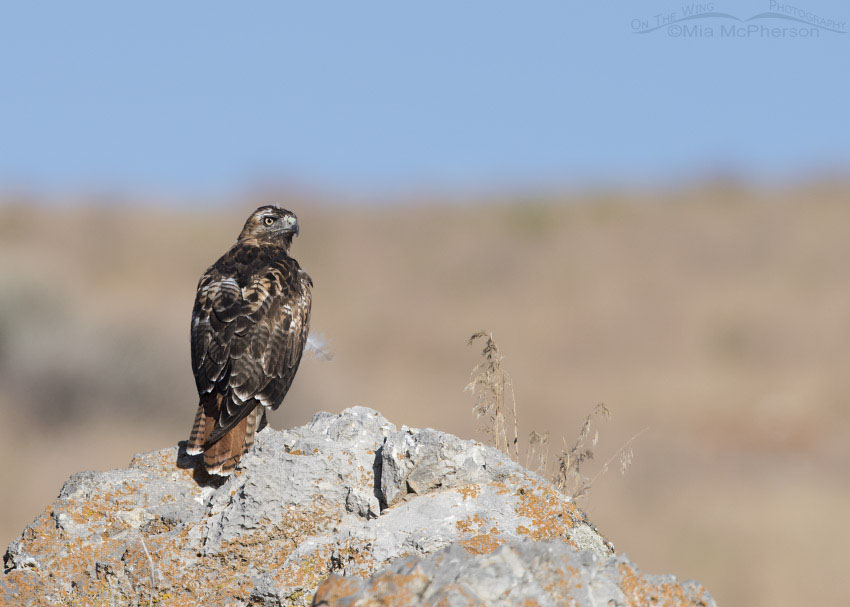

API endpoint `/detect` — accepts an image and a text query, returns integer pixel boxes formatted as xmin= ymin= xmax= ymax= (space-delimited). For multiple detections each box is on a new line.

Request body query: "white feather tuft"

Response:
xmin=305 ymin=332 xmax=334 ymax=361
xmin=205 ymin=465 xmax=232 ymax=477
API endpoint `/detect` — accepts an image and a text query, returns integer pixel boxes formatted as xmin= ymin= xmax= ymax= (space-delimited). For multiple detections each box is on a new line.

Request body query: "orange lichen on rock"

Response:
xmin=454 ymin=513 xmax=505 ymax=554
xmin=314 ymin=568 xmax=431 ymax=607
xmin=459 ymin=527 xmax=505 ymax=555
xmin=457 ymin=483 xmax=481 ymax=501
xmin=540 ymin=561 xmax=581 ymax=599
xmin=514 ymin=484 xmax=584 ymax=544
xmin=618 ymin=562 xmax=712 ymax=607
xmin=455 ymin=513 xmax=486 ymax=535
xmin=312 ymin=574 xmax=364 ymax=606
xmin=218 ymin=501 xmax=340 ymax=573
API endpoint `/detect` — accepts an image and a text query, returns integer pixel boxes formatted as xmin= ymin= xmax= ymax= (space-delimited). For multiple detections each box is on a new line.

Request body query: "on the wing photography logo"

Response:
xmin=631 ymin=1 xmax=847 ymax=38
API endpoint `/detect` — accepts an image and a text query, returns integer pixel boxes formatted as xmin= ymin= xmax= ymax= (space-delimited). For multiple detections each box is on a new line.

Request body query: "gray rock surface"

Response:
xmin=314 ymin=540 xmax=716 ymax=607
xmin=1 ymin=407 xmax=714 ymax=607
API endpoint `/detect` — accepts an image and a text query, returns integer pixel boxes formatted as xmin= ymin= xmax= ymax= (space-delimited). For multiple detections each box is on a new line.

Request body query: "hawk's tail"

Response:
xmin=203 ymin=415 xmax=249 ymax=476
xmin=186 ymin=403 xmax=207 ymax=456
xmin=186 ymin=398 xmax=265 ymax=476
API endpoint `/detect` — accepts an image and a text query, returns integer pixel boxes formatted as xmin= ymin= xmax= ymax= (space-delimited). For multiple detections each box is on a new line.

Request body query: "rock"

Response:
xmin=313 ymin=541 xmax=716 ymax=607
xmin=1 ymin=407 xmax=714 ymax=607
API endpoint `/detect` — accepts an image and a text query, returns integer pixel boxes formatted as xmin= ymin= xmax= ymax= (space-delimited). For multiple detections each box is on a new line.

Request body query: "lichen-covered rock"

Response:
xmin=313 ymin=540 xmax=716 ymax=607
xmin=0 ymin=407 xmax=710 ymax=607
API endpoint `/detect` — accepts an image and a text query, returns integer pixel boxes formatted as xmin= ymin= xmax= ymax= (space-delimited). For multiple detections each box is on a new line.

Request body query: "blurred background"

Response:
xmin=2 ymin=2 xmax=849 ymax=606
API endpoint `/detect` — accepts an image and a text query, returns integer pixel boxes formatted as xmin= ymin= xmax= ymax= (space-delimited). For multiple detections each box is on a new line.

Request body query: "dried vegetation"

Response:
xmin=467 ymin=331 xmax=641 ymax=500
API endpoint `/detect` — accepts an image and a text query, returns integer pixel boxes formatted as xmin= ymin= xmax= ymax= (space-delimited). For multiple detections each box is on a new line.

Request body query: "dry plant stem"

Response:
xmin=525 ymin=430 xmax=549 ymax=474
xmin=530 ymin=436 xmax=540 ymax=471
xmin=466 ymin=331 xmax=519 ymax=461
xmin=588 ymin=427 xmax=648 ymax=486
xmin=508 ymin=377 xmax=520 ymax=462
xmin=554 ymin=403 xmax=611 ymax=499
xmin=138 ymin=534 xmax=157 ymax=607
xmin=466 ymin=331 xmax=639 ymax=501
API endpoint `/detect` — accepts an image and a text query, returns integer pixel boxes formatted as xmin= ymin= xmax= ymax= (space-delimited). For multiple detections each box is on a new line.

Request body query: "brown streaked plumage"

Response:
xmin=186 ymin=206 xmax=312 ymax=476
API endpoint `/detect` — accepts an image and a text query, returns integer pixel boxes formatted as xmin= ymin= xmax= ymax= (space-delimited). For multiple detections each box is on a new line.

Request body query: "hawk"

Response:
xmin=186 ymin=206 xmax=312 ymax=476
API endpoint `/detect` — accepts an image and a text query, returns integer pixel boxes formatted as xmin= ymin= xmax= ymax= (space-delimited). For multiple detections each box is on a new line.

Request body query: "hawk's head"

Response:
xmin=239 ymin=206 xmax=300 ymax=248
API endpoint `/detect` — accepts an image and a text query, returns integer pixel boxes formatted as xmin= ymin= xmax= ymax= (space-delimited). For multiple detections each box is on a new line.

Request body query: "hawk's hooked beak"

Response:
xmin=282 ymin=215 xmax=299 ymax=236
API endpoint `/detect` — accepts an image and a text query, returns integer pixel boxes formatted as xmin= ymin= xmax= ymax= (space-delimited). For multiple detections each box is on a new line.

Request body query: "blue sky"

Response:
xmin=1 ymin=1 xmax=848 ymax=197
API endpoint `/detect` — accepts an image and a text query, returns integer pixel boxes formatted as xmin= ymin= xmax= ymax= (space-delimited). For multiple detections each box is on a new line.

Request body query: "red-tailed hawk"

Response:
xmin=186 ymin=206 xmax=312 ymax=476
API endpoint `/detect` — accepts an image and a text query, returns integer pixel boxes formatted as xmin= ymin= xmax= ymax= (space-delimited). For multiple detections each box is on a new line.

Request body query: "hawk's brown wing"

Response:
xmin=188 ymin=244 xmax=311 ymax=473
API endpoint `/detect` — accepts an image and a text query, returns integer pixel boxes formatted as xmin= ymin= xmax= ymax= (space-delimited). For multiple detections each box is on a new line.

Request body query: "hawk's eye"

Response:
xmin=263 ymin=217 xmax=275 ymax=226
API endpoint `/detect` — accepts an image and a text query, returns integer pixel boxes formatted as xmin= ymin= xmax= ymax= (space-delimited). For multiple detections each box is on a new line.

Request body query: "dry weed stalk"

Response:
xmin=589 ymin=427 xmax=646 ymax=485
xmin=552 ymin=403 xmax=610 ymax=499
xmin=552 ymin=405 xmax=646 ymax=500
xmin=465 ymin=330 xmax=642 ymax=501
xmin=525 ymin=430 xmax=550 ymax=474
xmin=138 ymin=534 xmax=157 ymax=607
xmin=465 ymin=331 xmax=519 ymax=461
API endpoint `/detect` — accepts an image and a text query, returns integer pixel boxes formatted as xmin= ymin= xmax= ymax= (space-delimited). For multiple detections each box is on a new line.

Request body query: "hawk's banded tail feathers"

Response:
xmin=186 ymin=395 xmax=265 ymax=476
